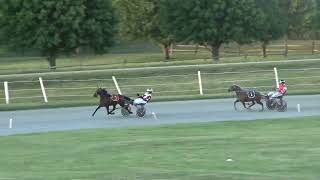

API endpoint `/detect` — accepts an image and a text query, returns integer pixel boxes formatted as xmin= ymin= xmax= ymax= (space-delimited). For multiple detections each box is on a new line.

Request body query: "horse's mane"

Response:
xmin=100 ymin=88 xmax=110 ymax=97
xmin=233 ymin=84 xmax=242 ymax=90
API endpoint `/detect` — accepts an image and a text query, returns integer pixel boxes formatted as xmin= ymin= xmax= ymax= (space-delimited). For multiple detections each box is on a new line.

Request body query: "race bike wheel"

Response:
xmin=121 ymin=105 xmax=131 ymax=116
xmin=276 ymin=100 xmax=287 ymax=112
xmin=266 ymin=99 xmax=276 ymax=110
xmin=136 ymin=105 xmax=146 ymax=117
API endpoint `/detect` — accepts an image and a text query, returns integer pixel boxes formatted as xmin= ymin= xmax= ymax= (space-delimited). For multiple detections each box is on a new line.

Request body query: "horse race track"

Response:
xmin=0 ymin=95 xmax=319 ymax=136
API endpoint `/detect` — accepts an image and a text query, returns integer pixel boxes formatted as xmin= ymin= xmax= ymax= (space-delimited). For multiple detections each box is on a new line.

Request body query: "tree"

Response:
xmin=114 ymin=0 xmax=173 ymax=60
xmin=160 ymin=0 xmax=263 ymax=62
xmin=280 ymin=0 xmax=316 ymax=39
xmin=254 ymin=0 xmax=287 ymax=57
xmin=0 ymin=0 xmax=117 ymax=69
xmin=82 ymin=0 xmax=117 ymax=54
xmin=311 ymin=0 xmax=320 ymax=38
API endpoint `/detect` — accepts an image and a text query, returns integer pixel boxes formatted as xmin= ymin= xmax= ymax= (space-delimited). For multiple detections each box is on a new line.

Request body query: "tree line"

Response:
xmin=0 ymin=0 xmax=320 ymax=68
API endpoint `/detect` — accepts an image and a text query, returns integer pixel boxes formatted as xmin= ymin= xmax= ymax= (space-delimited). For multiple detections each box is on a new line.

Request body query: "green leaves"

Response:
xmin=82 ymin=0 xmax=117 ymax=54
xmin=253 ymin=0 xmax=287 ymax=42
xmin=280 ymin=0 xmax=317 ymax=38
xmin=0 ymin=0 xmax=117 ymax=68
xmin=160 ymin=0 xmax=262 ymax=61
xmin=1 ymin=0 xmax=320 ymax=65
xmin=115 ymin=0 xmax=173 ymax=59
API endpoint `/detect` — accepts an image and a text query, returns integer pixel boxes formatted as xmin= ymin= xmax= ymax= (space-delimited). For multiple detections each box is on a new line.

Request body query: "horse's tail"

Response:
xmin=122 ymin=95 xmax=134 ymax=104
xmin=256 ymin=91 xmax=268 ymax=100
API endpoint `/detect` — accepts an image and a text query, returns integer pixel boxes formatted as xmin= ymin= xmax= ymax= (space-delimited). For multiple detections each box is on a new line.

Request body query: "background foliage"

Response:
xmin=1 ymin=0 xmax=320 ymax=65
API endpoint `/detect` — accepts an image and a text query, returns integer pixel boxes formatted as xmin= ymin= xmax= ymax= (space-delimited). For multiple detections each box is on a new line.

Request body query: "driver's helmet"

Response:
xmin=146 ymin=88 xmax=153 ymax=94
xmin=280 ymin=80 xmax=286 ymax=84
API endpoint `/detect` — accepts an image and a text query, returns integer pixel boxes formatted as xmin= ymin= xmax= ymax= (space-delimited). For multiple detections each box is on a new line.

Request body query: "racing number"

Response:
xmin=247 ymin=91 xmax=256 ymax=99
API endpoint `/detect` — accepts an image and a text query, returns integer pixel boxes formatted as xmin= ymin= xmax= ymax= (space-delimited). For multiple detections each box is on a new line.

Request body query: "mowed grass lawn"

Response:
xmin=1 ymin=53 xmax=320 ymax=75
xmin=1 ymin=116 xmax=320 ymax=180
xmin=1 ymin=41 xmax=320 ymax=110
xmin=1 ymin=57 xmax=320 ymax=111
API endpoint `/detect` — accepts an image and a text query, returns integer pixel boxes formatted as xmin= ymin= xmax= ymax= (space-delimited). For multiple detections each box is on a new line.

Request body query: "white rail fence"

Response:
xmin=1 ymin=67 xmax=320 ymax=104
xmin=4 ymin=81 xmax=9 ymax=104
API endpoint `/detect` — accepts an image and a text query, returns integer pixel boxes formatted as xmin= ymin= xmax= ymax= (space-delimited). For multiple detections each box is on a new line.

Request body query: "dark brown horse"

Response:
xmin=92 ymin=88 xmax=133 ymax=116
xmin=228 ymin=85 xmax=264 ymax=111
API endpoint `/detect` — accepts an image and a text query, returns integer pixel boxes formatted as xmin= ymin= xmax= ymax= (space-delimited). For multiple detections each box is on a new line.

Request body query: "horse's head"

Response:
xmin=93 ymin=88 xmax=101 ymax=97
xmin=228 ymin=85 xmax=241 ymax=92
xmin=93 ymin=88 xmax=109 ymax=97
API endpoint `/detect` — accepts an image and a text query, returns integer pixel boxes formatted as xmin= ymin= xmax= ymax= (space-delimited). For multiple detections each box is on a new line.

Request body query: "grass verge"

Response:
xmin=0 ymin=58 xmax=320 ymax=111
xmin=0 ymin=116 xmax=320 ymax=180
xmin=1 ymin=50 xmax=320 ymax=75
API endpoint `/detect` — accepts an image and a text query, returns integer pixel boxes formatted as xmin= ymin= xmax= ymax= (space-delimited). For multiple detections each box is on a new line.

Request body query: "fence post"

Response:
xmin=194 ymin=44 xmax=199 ymax=55
xmin=284 ymin=38 xmax=288 ymax=57
xmin=312 ymin=40 xmax=315 ymax=54
xmin=39 ymin=77 xmax=48 ymax=103
xmin=4 ymin=81 xmax=9 ymax=104
xmin=169 ymin=43 xmax=173 ymax=57
xmin=198 ymin=71 xmax=203 ymax=95
xmin=112 ymin=76 xmax=122 ymax=95
xmin=274 ymin=67 xmax=279 ymax=88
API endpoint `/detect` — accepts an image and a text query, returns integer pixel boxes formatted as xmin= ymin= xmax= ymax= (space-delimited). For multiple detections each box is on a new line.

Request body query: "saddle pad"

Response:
xmin=111 ymin=95 xmax=119 ymax=102
xmin=246 ymin=91 xmax=256 ymax=99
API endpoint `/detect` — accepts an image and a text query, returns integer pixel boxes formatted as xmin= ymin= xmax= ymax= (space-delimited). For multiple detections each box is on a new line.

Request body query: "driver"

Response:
xmin=270 ymin=80 xmax=287 ymax=105
xmin=134 ymin=88 xmax=153 ymax=105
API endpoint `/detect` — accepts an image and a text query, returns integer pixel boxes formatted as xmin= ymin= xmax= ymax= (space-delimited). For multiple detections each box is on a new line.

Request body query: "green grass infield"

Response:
xmin=0 ymin=116 xmax=320 ymax=180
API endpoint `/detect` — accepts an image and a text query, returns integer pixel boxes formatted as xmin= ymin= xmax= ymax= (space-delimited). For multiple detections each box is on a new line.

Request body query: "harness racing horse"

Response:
xmin=92 ymin=88 xmax=133 ymax=116
xmin=228 ymin=85 xmax=264 ymax=111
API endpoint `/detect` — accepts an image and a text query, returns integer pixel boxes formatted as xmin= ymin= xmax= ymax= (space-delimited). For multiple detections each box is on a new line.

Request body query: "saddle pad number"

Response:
xmin=247 ymin=91 xmax=256 ymax=99
xmin=111 ymin=95 xmax=119 ymax=102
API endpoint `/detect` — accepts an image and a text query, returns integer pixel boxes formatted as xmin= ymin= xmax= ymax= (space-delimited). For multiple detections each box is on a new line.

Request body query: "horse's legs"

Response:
xmin=121 ymin=101 xmax=133 ymax=114
xmin=256 ymin=99 xmax=264 ymax=112
xmin=234 ymin=99 xmax=240 ymax=111
xmin=105 ymin=106 xmax=112 ymax=115
xmin=248 ymin=100 xmax=255 ymax=108
xmin=241 ymin=101 xmax=247 ymax=109
xmin=127 ymin=105 xmax=133 ymax=114
xmin=109 ymin=104 xmax=117 ymax=115
xmin=92 ymin=106 xmax=101 ymax=117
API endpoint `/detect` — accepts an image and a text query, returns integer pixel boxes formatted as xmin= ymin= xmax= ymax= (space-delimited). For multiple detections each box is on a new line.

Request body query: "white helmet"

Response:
xmin=146 ymin=88 xmax=153 ymax=94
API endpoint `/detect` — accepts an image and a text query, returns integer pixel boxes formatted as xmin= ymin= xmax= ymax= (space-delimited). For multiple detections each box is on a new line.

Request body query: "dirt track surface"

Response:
xmin=0 ymin=95 xmax=319 ymax=136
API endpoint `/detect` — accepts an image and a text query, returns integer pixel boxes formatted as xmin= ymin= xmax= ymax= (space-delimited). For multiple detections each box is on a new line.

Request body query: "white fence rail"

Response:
xmin=1 ymin=66 xmax=320 ymax=104
xmin=274 ymin=67 xmax=279 ymax=88
xmin=4 ymin=81 xmax=9 ymax=104
xmin=39 ymin=77 xmax=48 ymax=103
xmin=198 ymin=71 xmax=203 ymax=95
xmin=112 ymin=76 xmax=122 ymax=95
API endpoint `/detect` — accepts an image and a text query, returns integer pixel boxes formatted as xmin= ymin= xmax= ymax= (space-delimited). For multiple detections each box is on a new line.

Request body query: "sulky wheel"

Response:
xmin=136 ymin=105 xmax=146 ymax=117
xmin=266 ymin=99 xmax=276 ymax=110
xmin=276 ymin=100 xmax=287 ymax=112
